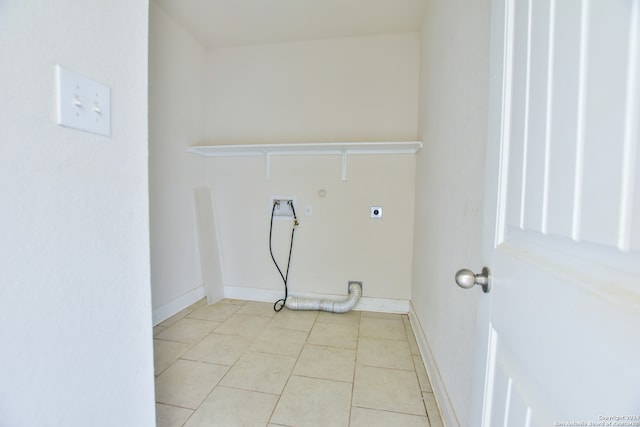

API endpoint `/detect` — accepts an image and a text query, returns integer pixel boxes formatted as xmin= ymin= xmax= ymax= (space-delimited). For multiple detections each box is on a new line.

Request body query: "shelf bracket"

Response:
xmin=265 ymin=152 xmax=272 ymax=181
xmin=341 ymin=152 xmax=348 ymax=181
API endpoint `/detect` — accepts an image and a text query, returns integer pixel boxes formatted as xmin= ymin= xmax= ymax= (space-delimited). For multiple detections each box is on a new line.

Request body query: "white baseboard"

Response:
xmin=223 ymin=286 xmax=281 ymax=303
xmin=224 ymin=285 xmax=410 ymax=313
xmin=356 ymin=296 xmax=409 ymax=313
xmin=152 ymin=285 xmax=207 ymax=325
xmin=408 ymin=301 xmax=458 ymax=426
xmin=153 ymin=283 xmax=410 ymax=325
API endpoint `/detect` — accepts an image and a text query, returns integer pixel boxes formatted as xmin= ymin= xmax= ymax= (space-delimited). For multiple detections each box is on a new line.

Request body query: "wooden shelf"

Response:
xmin=187 ymin=141 xmax=422 ymax=180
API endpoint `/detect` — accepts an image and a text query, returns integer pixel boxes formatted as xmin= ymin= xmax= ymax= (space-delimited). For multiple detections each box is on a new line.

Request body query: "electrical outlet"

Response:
xmin=370 ymin=206 xmax=383 ymax=219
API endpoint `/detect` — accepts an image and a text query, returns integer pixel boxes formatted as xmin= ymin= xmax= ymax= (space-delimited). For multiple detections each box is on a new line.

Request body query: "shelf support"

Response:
xmin=341 ymin=152 xmax=348 ymax=181
xmin=265 ymin=152 xmax=271 ymax=181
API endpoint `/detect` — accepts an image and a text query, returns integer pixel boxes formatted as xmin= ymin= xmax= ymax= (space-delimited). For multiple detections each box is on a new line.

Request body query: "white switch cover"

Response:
xmin=56 ymin=65 xmax=111 ymax=136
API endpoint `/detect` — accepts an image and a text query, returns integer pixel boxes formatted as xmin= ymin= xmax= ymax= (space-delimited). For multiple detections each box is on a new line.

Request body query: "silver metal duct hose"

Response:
xmin=285 ymin=281 xmax=362 ymax=313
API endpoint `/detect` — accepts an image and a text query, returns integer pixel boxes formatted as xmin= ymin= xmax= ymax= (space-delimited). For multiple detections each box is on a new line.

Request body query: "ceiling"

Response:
xmin=153 ymin=0 xmax=426 ymax=49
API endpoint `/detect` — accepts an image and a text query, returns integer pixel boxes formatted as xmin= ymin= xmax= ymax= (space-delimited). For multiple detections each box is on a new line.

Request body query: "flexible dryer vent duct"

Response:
xmin=285 ymin=282 xmax=362 ymax=313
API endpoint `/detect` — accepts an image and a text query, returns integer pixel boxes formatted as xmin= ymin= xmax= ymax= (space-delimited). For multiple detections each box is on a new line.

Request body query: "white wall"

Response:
xmin=149 ymin=3 xmax=209 ymax=316
xmin=0 ymin=1 xmax=154 ymax=426
xmin=199 ymin=34 xmax=420 ymax=307
xmin=205 ymin=153 xmax=416 ymax=307
xmin=205 ymin=33 xmax=420 ymax=144
xmin=412 ymin=0 xmax=491 ymax=425
xmin=149 ymin=27 xmax=421 ymax=316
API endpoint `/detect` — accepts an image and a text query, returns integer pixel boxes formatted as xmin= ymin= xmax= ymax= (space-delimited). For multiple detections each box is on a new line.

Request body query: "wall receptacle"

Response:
xmin=270 ymin=197 xmax=296 ymax=218
xmin=370 ymin=206 xmax=383 ymax=219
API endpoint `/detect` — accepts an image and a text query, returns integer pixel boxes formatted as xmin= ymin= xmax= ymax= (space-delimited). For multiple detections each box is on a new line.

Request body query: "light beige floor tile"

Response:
xmin=184 ymin=386 xmax=277 ymax=427
xmin=293 ymin=344 xmax=355 ymax=382
xmin=154 ymin=318 xmax=220 ymax=344
xmin=307 ymin=321 xmax=358 ymax=349
xmin=237 ymin=301 xmax=277 ymax=317
xmin=414 ymin=355 xmax=433 ymax=392
xmin=214 ymin=313 xmax=271 ymax=337
xmin=156 ymin=403 xmax=193 ymax=427
xmin=405 ymin=321 xmax=422 ymax=356
xmin=353 ymin=365 xmax=426 ymax=416
xmin=402 ymin=314 xmax=413 ymax=335
xmin=249 ymin=326 xmax=308 ymax=357
xmin=155 ymin=359 xmax=228 ymax=409
xmin=270 ymin=375 xmax=352 ymax=427
xmin=189 ymin=297 xmax=207 ymax=308
xmin=159 ymin=306 xmax=196 ymax=328
xmin=359 ymin=317 xmax=407 ymax=341
xmin=154 ymin=299 xmax=446 ymax=426
xmin=218 ymin=298 xmax=247 ymax=306
xmin=187 ymin=302 xmax=239 ymax=322
xmin=361 ymin=311 xmax=404 ymax=320
xmin=424 ymin=392 xmax=444 ymax=427
xmin=357 ymin=337 xmax=414 ymax=370
xmin=153 ymin=339 xmax=192 ymax=375
xmin=315 ymin=309 xmax=361 ymax=326
xmin=268 ymin=308 xmax=318 ymax=331
xmin=182 ymin=333 xmax=252 ymax=366
xmin=350 ymin=407 xmax=430 ymax=427
xmin=220 ymin=351 xmax=296 ymax=394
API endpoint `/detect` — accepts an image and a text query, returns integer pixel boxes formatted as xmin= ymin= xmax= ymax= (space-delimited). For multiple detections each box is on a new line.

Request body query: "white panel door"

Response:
xmin=472 ymin=0 xmax=640 ymax=424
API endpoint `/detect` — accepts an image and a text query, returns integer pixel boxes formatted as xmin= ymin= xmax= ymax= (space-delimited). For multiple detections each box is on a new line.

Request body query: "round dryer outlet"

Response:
xmin=370 ymin=206 xmax=383 ymax=219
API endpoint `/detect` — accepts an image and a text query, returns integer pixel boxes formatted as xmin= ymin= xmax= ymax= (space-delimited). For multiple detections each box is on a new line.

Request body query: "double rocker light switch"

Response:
xmin=56 ymin=65 xmax=111 ymax=137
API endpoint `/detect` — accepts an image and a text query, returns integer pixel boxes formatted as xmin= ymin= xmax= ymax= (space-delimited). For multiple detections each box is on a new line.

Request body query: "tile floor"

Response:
xmin=153 ymin=298 xmax=444 ymax=427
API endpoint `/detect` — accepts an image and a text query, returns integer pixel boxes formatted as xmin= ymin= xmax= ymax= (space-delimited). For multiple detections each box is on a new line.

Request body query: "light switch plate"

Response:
xmin=56 ymin=65 xmax=111 ymax=136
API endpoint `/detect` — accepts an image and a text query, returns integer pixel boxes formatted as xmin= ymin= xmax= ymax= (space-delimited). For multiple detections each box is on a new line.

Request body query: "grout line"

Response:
xmin=347 ymin=311 xmax=363 ymax=426
xmin=403 ymin=314 xmax=431 ymax=418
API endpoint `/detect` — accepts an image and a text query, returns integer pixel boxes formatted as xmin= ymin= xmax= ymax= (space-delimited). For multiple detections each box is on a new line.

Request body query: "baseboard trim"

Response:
xmin=152 ymin=285 xmax=207 ymax=325
xmin=153 ymin=283 xmax=411 ymax=325
xmin=408 ymin=301 xmax=458 ymax=426
xmin=224 ymin=285 xmax=410 ymax=313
